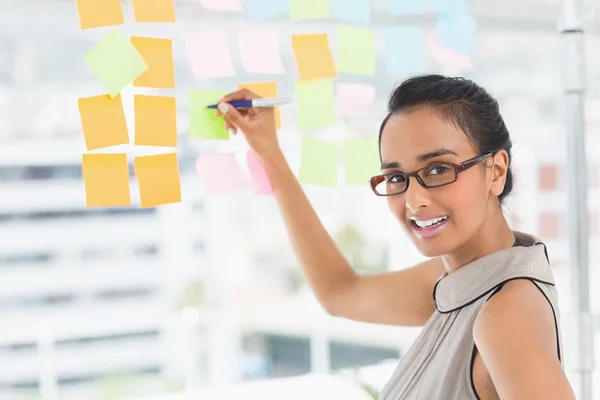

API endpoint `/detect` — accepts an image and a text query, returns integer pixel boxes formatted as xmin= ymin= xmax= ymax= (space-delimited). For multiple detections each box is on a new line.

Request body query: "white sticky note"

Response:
xmin=237 ymin=29 xmax=285 ymax=74
xmin=198 ymin=0 xmax=244 ymax=11
xmin=187 ymin=29 xmax=235 ymax=79
xmin=335 ymin=83 xmax=376 ymax=117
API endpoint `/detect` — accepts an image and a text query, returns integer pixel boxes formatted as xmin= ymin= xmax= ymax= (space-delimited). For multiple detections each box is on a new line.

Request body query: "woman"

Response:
xmin=215 ymin=75 xmax=575 ymax=399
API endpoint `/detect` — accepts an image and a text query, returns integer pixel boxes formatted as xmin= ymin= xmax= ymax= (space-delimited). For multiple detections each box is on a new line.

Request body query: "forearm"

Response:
xmin=260 ymin=149 xmax=357 ymax=312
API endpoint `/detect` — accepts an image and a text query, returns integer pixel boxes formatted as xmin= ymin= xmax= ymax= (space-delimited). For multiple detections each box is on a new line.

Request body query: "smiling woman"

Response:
xmin=216 ymin=74 xmax=575 ymax=400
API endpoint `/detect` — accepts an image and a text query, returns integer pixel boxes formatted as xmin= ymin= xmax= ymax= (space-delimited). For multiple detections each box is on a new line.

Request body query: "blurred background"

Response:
xmin=0 ymin=0 xmax=599 ymax=399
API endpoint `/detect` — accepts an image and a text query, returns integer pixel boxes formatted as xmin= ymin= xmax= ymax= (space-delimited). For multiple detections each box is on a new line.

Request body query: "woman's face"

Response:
xmin=379 ymin=107 xmax=494 ymax=258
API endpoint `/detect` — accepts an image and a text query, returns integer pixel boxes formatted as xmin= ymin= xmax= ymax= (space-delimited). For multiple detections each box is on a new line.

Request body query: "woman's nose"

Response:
xmin=404 ymin=177 xmax=430 ymax=212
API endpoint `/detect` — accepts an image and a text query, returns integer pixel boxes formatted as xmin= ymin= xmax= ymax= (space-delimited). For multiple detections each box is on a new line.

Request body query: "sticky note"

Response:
xmin=299 ymin=136 xmax=338 ymax=187
xmin=134 ymin=153 xmax=182 ymax=208
xmin=388 ymin=0 xmax=428 ymax=15
xmin=133 ymin=0 xmax=176 ymax=22
xmin=82 ymin=153 xmax=131 ymax=208
xmin=237 ymin=29 xmax=285 ymax=74
xmin=199 ymin=0 xmax=244 ymax=11
xmin=336 ymin=83 xmax=376 ymax=117
xmin=195 ymin=153 xmax=251 ymax=194
xmin=77 ymin=0 xmax=123 ymax=29
xmin=78 ymin=94 xmax=129 ymax=150
xmin=436 ymin=12 xmax=477 ymax=56
xmin=296 ymin=81 xmax=335 ymax=128
xmin=336 ymin=25 xmax=375 ymax=75
xmin=237 ymin=82 xmax=281 ymax=129
xmin=134 ymin=95 xmax=177 ymax=147
xmin=243 ymin=0 xmax=290 ymax=19
xmin=187 ymin=30 xmax=235 ymax=79
xmin=331 ymin=0 xmax=370 ymax=24
xmin=291 ymin=34 xmax=337 ymax=81
xmin=189 ymin=89 xmax=229 ymax=140
xmin=131 ymin=37 xmax=175 ymax=89
xmin=290 ymin=0 xmax=329 ymax=19
xmin=247 ymin=150 xmax=273 ymax=195
xmin=343 ymin=139 xmax=380 ymax=185
xmin=84 ymin=29 xmax=149 ymax=98
xmin=427 ymin=31 xmax=474 ymax=70
xmin=384 ymin=27 xmax=425 ymax=74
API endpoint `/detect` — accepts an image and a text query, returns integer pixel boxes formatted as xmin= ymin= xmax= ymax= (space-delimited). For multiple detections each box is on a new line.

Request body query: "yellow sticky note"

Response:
xmin=131 ymin=37 xmax=175 ymax=89
xmin=133 ymin=0 xmax=176 ymax=22
xmin=82 ymin=153 xmax=131 ymax=208
xmin=76 ymin=0 xmax=124 ymax=30
xmin=237 ymin=81 xmax=281 ymax=130
xmin=291 ymin=34 xmax=337 ymax=81
xmin=134 ymin=153 xmax=182 ymax=208
xmin=134 ymin=95 xmax=177 ymax=147
xmin=78 ymin=94 xmax=129 ymax=151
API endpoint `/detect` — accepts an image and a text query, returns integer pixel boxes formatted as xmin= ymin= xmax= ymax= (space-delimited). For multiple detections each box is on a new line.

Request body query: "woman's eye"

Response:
xmin=427 ymin=165 xmax=449 ymax=175
xmin=388 ymin=175 xmax=406 ymax=184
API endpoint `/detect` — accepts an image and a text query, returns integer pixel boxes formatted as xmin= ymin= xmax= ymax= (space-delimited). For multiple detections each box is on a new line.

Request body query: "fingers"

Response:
xmin=217 ymin=102 xmax=248 ymax=133
xmin=219 ymin=88 xmax=260 ymax=104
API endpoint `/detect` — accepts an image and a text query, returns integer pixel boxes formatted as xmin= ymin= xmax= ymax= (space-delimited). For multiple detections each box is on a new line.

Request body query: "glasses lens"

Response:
xmin=372 ymin=174 xmax=408 ymax=195
xmin=418 ymin=163 xmax=456 ymax=187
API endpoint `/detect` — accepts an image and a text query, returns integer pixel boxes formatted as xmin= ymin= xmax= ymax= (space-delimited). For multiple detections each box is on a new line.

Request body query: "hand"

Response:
xmin=216 ymin=89 xmax=281 ymax=159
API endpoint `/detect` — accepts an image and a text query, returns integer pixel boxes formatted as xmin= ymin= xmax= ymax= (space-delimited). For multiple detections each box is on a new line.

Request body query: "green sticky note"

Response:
xmin=337 ymin=25 xmax=376 ymax=75
xmin=189 ymin=89 xmax=229 ymax=140
xmin=290 ymin=0 xmax=330 ymax=19
xmin=343 ymin=139 xmax=380 ymax=185
xmin=84 ymin=29 xmax=149 ymax=98
xmin=295 ymin=81 xmax=335 ymax=128
xmin=299 ymin=136 xmax=338 ymax=187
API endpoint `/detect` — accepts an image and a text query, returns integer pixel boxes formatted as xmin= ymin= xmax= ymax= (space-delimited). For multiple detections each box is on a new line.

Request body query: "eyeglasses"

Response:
xmin=370 ymin=153 xmax=494 ymax=196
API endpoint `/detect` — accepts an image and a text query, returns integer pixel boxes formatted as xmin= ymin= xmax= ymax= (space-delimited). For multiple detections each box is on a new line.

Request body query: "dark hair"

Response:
xmin=378 ymin=74 xmax=514 ymax=204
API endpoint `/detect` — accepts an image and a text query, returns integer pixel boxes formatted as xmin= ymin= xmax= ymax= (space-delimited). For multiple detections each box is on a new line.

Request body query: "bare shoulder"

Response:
xmin=472 ymin=279 xmax=575 ymax=399
xmin=474 ymin=279 xmax=556 ymax=357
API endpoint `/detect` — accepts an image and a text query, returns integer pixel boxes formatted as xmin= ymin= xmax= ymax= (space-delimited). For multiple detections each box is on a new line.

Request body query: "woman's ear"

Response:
xmin=489 ymin=150 xmax=509 ymax=197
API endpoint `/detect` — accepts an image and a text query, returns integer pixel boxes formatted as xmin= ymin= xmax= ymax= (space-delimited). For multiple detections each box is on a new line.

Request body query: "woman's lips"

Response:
xmin=410 ymin=217 xmax=449 ymax=239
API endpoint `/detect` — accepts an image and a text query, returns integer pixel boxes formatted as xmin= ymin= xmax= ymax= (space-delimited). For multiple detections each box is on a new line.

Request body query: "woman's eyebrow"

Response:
xmin=380 ymin=148 xmax=458 ymax=170
xmin=417 ymin=148 xmax=458 ymax=162
xmin=380 ymin=161 xmax=400 ymax=170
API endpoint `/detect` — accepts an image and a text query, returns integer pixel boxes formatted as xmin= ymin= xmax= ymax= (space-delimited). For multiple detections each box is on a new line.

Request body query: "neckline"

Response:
xmin=433 ymin=231 xmax=555 ymax=313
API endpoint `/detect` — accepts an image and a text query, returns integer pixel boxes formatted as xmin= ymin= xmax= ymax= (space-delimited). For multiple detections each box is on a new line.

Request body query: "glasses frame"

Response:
xmin=370 ymin=152 xmax=494 ymax=197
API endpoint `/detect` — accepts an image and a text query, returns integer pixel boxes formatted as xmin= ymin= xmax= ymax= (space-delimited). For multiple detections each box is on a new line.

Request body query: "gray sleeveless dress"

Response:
xmin=379 ymin=231 xmax=564 ymax=399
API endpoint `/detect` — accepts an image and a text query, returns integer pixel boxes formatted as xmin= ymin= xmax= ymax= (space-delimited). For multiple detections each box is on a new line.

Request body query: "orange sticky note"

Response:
xmin=237 ymin=81 xmax=281 ymax=129
xmin=78 ymin=94 xmax=129 ymax=151
xmin=131 ymin=37 xmax=175 ymax=89
xmin=134 ymin=95 xmax=177 ymax=147
xmin=291 ymin=34 xmax=337 ymax=81
xmin=133 ymin=0 xmax=176 ymax=22
xmin=76 ymin=0 xmax=124 ymax=30
xmin=134 ymin=153 xmax=182 ymax=208
xmin=82 ymin=153 xmax=131 ymax=208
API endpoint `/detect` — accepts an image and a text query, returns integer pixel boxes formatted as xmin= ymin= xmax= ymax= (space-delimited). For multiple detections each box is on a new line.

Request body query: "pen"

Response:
xmin=206 ymin=97 xmax=293 ymax=109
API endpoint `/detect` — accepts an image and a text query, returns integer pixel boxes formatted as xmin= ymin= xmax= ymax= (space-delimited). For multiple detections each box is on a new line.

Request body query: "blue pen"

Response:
xmin=206 ymin=97 xmax=293 ymax=109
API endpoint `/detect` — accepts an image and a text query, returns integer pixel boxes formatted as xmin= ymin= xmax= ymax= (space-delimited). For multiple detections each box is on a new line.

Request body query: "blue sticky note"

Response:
xmin=436 ymin=11 xmax=477 ymax=56
xmin=243 ymin=0 xmax=290 ymax=20
xmin=384 ymin=27 xmax=425 ymax=74
xmin=433 ymin=0 xmax=469 ymax=13
xmin=388 ymin=0 xmax=428 ymax=15
xmin=331 ymin=0 xmax=370 ymax=24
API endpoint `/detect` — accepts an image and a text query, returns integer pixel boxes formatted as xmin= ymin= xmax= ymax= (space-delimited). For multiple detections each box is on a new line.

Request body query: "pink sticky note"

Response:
xmin=427 ymin=31 xmax=474 ymax=70
xmin=187 ymin=30 xmax=236 ymax=79
xmin=199 ymin=0 xmax=244 ymax=11
xmin=237 ymin=29 xmax=285 ymax=74
xmin=335 ymin=83 xmax=376 ymax=117
xmin=195 ymin=153 xmax=251 ymax=194
xmin=247 ymin=150 xmax=273 ymax=195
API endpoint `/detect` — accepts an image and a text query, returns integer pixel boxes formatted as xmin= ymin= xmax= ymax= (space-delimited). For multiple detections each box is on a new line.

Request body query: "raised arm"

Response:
xmin=217 ymin=89 xmax=444 ymax=327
